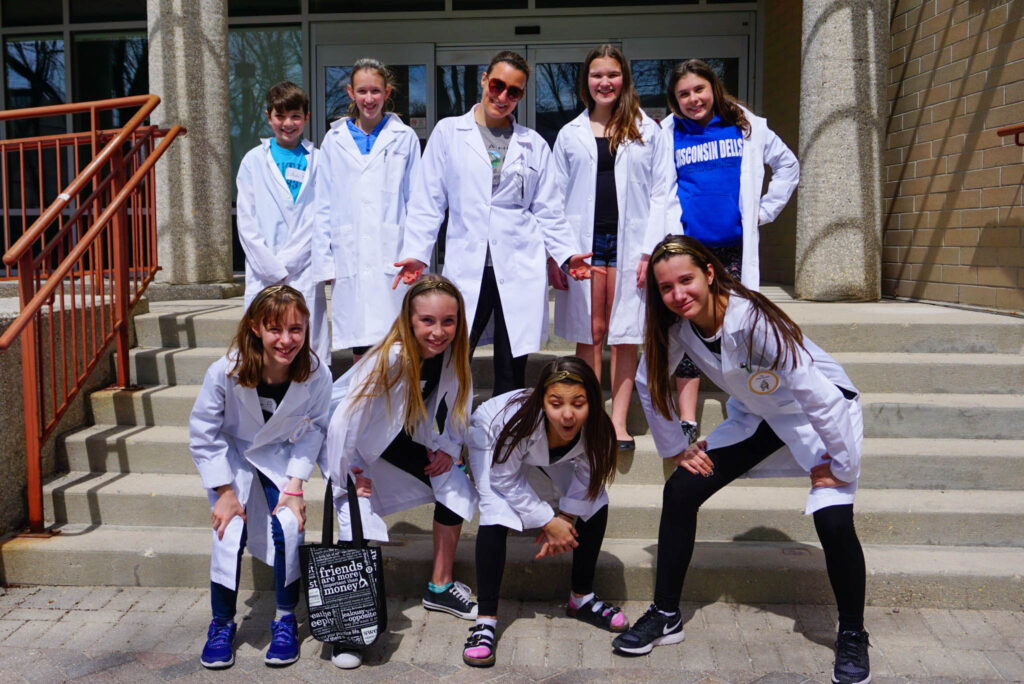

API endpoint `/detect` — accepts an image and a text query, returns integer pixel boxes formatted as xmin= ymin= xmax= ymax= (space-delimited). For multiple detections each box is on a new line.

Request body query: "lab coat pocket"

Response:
xmin=385 ymin=149 xmax=408 ymax=188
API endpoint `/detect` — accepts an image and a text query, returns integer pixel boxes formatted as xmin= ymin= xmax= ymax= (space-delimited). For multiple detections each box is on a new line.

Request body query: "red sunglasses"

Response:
xmin=486 ymin=77 xmax=525 ymax=102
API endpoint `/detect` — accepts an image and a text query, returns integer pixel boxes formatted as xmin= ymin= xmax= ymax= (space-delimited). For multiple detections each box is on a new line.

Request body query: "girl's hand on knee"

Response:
xmin=810 ymin=454 xmax=849 ymax=488
xmin=212 ymin=486 xmax=245 ymax=540
xmin=673 ymin=439 xmax=713 ymax=477
xmin=424 ymin=449 xmax=453 ymax=477
xmin=351 ymin=466 xmax=373 ymax=498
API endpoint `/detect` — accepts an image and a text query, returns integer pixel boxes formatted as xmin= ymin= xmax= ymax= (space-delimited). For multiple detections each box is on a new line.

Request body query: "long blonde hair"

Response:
xmin=352 ymin=274 xmax=472 ymax=434
xmin=228 ymin=284 xmax=316 ymax=387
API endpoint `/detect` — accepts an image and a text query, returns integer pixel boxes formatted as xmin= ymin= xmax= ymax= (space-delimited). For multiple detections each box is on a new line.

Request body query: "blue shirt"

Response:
xmin=672 ymin=114 xmax=744 ymax=248
xmin=269 ymin=139 xmax=309 ymax=202
xmin=346 ymin=117 xmax=389 ymax=155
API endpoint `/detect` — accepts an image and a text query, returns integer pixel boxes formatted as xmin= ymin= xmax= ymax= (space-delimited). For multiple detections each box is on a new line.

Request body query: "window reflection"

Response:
xmin=534 ymin=61 xmax=582 ymax=147
xmin=72 ymin=32 xmax=148 ymax=130
xmin=436 ymin=64 xmax=487 ymax=121
xmin=4 ymin=36 xmax=66 ymax=138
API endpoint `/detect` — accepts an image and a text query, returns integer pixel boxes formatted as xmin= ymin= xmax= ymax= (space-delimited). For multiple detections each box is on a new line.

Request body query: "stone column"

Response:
xmin=148 ymin=0 xmax=233 ymax=286
xmin=795 ymin=0 xmax=886 ymax=300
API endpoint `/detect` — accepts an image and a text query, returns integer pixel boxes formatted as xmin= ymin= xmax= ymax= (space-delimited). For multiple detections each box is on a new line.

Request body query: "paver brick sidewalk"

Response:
xmin=0 ymin=586 xmax=1021 ymax=682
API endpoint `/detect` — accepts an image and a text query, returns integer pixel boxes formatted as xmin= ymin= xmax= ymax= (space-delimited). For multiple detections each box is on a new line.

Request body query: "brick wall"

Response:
xmin=759 ymin=0 xmax=803 ymax=286
xmin=885 ymin=0 xmax=1024 ymax=312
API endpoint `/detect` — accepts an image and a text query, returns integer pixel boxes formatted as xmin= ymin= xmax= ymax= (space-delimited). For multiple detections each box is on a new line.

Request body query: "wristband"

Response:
xmin=282 ymin=490 xmax=304 ymax=497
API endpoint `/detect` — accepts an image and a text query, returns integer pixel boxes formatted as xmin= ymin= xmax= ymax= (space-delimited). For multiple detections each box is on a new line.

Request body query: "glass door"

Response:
xmin=527 ymin=44 xmax=600 ymax=147
xmin=624 ymin=36 xmax=749 ymax=125
xmin=434 ymin=45 xmax=527 ymax=125
xmin=313 ymin=43 xmax=434 ymax=145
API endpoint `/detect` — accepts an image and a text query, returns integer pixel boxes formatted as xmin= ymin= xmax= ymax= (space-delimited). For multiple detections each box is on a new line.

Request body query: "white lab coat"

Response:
xmin=236 ymin=138 xmax=330 ymax=361
xmin=662 ymin=107 xmax=799 ymax=290
xmin=189 ymin=354 xmax=332 ymax=590
xmin=313 ymin=114 xmax=421 ymax=349
xmin=401 ymin=106 xmax=577 ymax=358
xmin=324 ymin=343 xmax=478 ymax=542
xmin=552 ymin=110 xmax=676 ymax=345
xmin=468 ymin=390 xmax=609 ymax=531
xmin=635 ymin=296 xmax=862 ymax=514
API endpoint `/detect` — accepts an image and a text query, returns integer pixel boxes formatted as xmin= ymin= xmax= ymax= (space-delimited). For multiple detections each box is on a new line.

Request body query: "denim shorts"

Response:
xmin=591 ymin=231 xmax=617 ymax=267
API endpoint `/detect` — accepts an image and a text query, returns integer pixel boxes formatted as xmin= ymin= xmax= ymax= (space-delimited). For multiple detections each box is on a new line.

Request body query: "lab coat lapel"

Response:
xmin=292 ymin=139 xmax=317 ymax=203
xmin=522 ymin=424 xmax=549 ymax=466
xmin=366 ymin=114 xmax=398 ymax=166
xmin=568 ymin=111 xmax=596 ymax=162
xmin=232 ymin=381 xmax=266 ymax=434
xmin=261 ymin=140 xmax=297 ymax=215
xmin=461 ymin=107 xmax=494 ymax=168
xmin=504 ymin=122 xmax=531 ymax=170
xmin=332 ymin=118 xmax=368 ymax=168
xmin=252 ymin=379 xmax=312 ymax=450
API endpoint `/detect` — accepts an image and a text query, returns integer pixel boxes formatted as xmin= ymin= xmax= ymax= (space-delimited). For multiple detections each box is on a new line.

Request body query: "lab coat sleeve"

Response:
xmin=401 ymin=123 xmax=450 ymax=266
xmin=236 ymin=153 xmax=289 ymax=284
xmin=489 ymin=448 xmax=555 ymax=531
xmin=530 ymin=141 xmax=576 ymax=268
xmin=285 ymin=364 xmax=332 ymax=482
xmin=189 ymin=362 xmax=234 ymax=490
xmin=756 ymin=126 xmax=800 ymax=226
xmin=660 ymin=126 xmax=683 ymax=236
xmin=312 ymin=150 xmax=335 ymax=283
xmin=644 ymin=123 xmax=679 ymax=252
xmin=635 ymin=331 xmax=690 ymax=459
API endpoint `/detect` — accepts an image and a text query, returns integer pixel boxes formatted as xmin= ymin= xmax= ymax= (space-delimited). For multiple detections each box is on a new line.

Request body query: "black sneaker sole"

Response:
xmin=612 ymin=629 xmax=685 ymax=655
xmin=423 ymin=599 xmax=477 ymax=620
xmin=832 ymin=673 xmax=872 ymax=684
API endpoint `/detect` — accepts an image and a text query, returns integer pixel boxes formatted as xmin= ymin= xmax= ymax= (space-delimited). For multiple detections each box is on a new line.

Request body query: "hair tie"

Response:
xmin=544 ymin=369 xmax=585 ymax=387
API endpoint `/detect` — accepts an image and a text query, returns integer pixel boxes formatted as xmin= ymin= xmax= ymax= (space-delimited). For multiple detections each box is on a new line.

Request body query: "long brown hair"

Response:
xmin=643 ymin=235 xmax=808 ymax=419
xmin=492 ymin=357 xmax=616 ymax=501
xmin=578 ymin=44 xmax=643 ymax=153
xmin=229 ymin=284 xmax=316 ymax=387
xmin=666 ymin=59 xmax=750 ymax=138
xmin=352 ymin=274 xmax=472 ymax=434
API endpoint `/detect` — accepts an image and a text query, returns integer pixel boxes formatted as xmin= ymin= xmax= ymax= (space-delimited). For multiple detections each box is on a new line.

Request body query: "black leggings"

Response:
xmin=475 ymin=505 xmax=609 ymax=616
xmin=469 ymin=266 xmax=527 ymax=396
xmin=379 ymin=429 xmax=463 ymax=527
xmin=653 ymin=421 xmax=866 ymax=632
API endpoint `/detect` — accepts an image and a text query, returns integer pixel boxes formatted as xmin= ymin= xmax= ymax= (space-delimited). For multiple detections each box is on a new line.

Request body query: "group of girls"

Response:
xmin=190 ymin=44 xmax=871 ymax=684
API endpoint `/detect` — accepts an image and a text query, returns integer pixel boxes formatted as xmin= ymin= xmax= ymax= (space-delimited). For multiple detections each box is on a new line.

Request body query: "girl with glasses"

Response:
xmin=551 ymin=44 xmax=676 ymax=450
xmin=394 ymin=50 xmax=598 ymax=398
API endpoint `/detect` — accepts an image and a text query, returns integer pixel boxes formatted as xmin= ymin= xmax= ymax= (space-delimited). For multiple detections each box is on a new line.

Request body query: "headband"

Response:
xmin=650 ymin=241 xmax=690 ymax=263
xmin=543 ymin=369 xmax=585 ymax=387
xmin=409 ymin=278 xmax=460 ymax=299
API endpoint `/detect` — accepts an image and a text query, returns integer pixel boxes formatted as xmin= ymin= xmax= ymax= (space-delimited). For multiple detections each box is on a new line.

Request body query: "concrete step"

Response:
xmin=134 ymin=295 xmax=1024 ymax=354
xmin=2 ymin=524 xmax=1021 ymax=609
xmin=43 ymin=472 xmax=1024 ymax=547
xmin=88 ymin=380 xmax=1024 ymax=441
xmin=126 ymin=346 xmax=1024 ymax=395
xmin=62 ymin=423 xmax=1024 ymax=491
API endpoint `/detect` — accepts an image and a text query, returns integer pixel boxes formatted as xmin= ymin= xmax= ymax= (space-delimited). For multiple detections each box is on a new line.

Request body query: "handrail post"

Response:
xmin=110 ymin=144 xmax=131 ymax=389
xmin=17 ymin=252 xmax=54 ymax=537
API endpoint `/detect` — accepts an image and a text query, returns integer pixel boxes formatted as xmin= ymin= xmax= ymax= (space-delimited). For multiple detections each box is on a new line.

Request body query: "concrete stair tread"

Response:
xmin=3 ymin=523 xmax=1022 ymax=607
xmin=860 ymin=392 xmax=1024 ymax=406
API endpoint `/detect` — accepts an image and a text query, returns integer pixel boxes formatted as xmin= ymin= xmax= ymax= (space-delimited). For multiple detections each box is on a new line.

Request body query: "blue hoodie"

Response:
xmin=672 ymin=114 xmax=744 ymax=248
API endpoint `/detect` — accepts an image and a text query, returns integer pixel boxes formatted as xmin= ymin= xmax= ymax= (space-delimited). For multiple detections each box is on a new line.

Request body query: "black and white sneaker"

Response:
xmin=833 ymin=629 xmax=871 ymax=684
xmin=611 ymin=604 xmax=685 ymax=655
xmin=423 ymin=580 xmax=478 ymax=620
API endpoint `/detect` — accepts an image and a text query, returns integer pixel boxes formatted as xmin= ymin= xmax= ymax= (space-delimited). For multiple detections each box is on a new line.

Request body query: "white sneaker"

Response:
xmin=331 ymin=644 xmax=362 ymax=669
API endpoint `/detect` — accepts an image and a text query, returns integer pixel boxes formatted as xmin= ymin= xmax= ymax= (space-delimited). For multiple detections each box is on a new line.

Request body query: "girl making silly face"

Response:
xmin=543 ymin=377 xmax=590 ymax=448
xmin=347 ymin=66 xmax=392 ymax=132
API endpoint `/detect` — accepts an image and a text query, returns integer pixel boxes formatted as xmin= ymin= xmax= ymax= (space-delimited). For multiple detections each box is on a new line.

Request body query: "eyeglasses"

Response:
xmin=486 ymin=77 xmax=525 ymax=102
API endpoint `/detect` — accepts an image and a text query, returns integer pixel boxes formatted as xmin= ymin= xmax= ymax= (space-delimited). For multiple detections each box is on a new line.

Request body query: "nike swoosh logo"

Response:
xmin=664 ymin=620 xmax=682 ymax=635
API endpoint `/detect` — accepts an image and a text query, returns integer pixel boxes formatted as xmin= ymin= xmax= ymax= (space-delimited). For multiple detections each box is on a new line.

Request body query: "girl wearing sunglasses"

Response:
xmin=551 ymin=44 xmax=675 ymax=450
xmin=395 ymin=50 xmax=599 ymax=398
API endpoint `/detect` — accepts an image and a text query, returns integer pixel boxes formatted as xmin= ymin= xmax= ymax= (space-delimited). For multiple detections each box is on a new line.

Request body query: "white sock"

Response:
xmin=275 ymin=608 xmax=293 ymax=620
xmin=476 ymin=617 xmax=497 ymax=629
xmin=569 ymin=592 xmax=595 ymax=610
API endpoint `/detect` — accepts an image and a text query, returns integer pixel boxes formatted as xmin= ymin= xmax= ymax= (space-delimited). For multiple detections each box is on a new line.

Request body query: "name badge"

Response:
xmin=289 ymin=417 xmax=311 ymax=443
xmin=285 ymin=166 xmax=306 ymax=183
xmin=258 ymin=396 xmax=278 ymax=414
xmin=748 ymin=370 xmax=780 ymax=395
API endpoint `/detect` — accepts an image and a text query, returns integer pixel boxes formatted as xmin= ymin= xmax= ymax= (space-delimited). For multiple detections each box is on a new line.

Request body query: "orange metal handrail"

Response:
xmin=997 ymin=123 xmax=1024 ymax=147
xmin=0 ymin=95 xmax=185 ymax=535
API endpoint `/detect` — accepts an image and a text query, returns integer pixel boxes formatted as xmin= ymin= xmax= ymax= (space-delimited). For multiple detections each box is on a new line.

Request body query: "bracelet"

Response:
xmin=282 ymin=490 xmax=304 ymax=497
